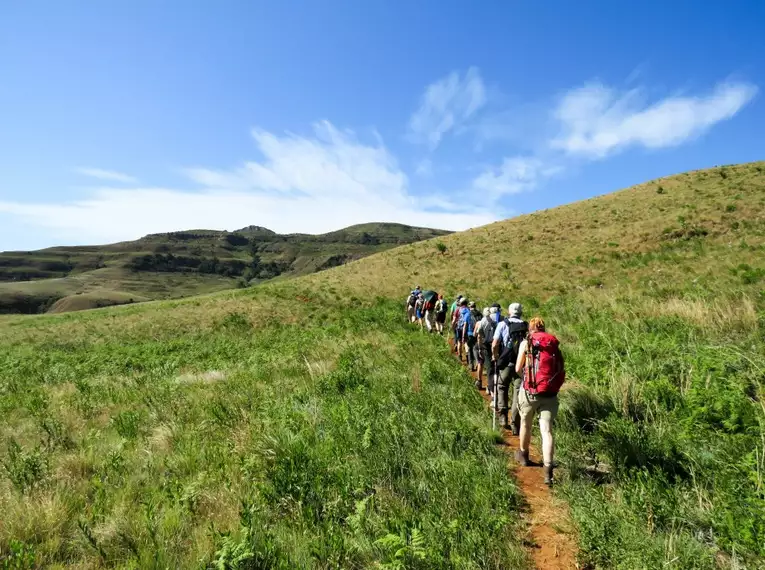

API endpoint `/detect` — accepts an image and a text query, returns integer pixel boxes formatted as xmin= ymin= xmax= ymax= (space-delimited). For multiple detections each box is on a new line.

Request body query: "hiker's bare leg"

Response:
xmin=520 ymin=418 xmax=532 ymax=454
xmin=540 ymin=417 xmax=554 ymax=466
xmin=518 ymin=391 xmax=533 ymax=454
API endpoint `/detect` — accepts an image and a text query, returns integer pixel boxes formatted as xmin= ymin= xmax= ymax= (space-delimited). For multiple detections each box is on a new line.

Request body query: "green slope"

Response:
xmin=0 ymin=222 xmax=450 ymax=314
xmin=1 ymin=162 xmax=764 ymax=568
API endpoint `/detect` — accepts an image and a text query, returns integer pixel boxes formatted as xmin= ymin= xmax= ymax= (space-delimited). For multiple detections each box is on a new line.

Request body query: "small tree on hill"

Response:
xmin=435 ymin=242 xmax=447 ymax=254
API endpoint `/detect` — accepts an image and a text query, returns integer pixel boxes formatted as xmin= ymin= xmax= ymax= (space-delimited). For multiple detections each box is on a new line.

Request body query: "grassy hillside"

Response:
xmin=0 ymin=223 xmax=450 ymax=314
xmin=0 ymin=162 xmax=764 ymax=568
xmin=305 ymin=161 xmax=765 ymax=568
xmin=308 ymin=161 xmax=765 ymax=300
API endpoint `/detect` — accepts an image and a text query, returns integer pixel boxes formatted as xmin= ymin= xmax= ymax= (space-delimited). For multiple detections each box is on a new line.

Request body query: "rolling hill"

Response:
xmin=307 ymin=161 xmax=765 ymax=300
xmin=0 ymin=223 xmax=450 ymax=314
xmin=0 ymin=161 xmax=763 ymax=569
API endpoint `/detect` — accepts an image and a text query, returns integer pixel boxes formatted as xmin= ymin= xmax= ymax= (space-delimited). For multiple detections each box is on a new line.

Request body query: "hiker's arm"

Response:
xmin=515 ymin=340 xmax=527 ymax=376
xmin=491 ymin=325 xmax=502 ymax=359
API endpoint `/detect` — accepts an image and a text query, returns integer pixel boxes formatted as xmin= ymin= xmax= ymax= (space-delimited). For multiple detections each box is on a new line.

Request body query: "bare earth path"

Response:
xmin=447 ymin=337 xmax=579 ymax=569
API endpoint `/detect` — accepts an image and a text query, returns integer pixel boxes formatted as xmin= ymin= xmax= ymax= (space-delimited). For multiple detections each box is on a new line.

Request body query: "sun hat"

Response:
xmin=508 ymin=302 xmax=523 ymax=318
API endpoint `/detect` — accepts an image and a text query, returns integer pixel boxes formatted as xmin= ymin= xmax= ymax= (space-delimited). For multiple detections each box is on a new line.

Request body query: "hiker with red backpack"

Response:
xmin=514 ymin=316 xmax=565 ymax=486
xmin=491 ymin=303 xmax=528 ymax=432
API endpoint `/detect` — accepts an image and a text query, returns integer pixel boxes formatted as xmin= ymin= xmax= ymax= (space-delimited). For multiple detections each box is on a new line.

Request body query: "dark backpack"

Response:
xmin=496 ymin=320 xmax=528 ymax=373
xmin=524 ymin=332 xmax=565 ymax=395
xmin=407 ymin=294 xmax=417 ymax=307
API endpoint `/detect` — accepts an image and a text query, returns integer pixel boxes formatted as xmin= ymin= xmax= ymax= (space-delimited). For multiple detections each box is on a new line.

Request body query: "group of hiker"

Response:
xmin=405 ymin=286 xmax=448 ymax=335
xmin=405 ymin=289 xmax=565 ymax=486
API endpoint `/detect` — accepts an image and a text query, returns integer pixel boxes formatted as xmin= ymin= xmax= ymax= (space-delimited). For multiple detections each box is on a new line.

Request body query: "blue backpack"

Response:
xmin=460 ymin=308 xmax=476 ymax=337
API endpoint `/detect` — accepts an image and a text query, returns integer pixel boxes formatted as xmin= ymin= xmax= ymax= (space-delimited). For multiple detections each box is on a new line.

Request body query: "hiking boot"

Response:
xmin=473 ymin=380 xmax=483 ymax=390
xmin=510 ymin=424 xmax=519 ymax=437
xmin=544 ymin=464 xmax=554 ymax=486
xmin=514 ymin=449 xmax=530 ymax=467
xmin=499 ymin=413 xmax=508 ymax=429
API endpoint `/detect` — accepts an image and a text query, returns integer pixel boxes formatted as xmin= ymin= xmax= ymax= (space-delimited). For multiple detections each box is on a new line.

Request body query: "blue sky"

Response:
xmin=1 ymin=1 xmax=764 ymax=250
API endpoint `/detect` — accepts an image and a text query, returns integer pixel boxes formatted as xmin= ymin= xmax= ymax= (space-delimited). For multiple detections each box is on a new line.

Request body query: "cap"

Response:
xmin=508 ymin=302 xmax=523 ymax=318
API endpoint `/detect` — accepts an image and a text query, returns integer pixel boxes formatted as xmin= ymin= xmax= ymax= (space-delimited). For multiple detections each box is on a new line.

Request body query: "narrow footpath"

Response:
xmin=448 ymin=339 xmax=578 ymax=569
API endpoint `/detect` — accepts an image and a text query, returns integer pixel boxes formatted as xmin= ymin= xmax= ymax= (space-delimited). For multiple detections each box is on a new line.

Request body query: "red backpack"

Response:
xmin=523 ymin=332 xmax=565 ymax=395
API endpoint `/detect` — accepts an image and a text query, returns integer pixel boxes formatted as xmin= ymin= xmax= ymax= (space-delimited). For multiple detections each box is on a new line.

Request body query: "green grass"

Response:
xmin=538 ymin=290 xmax=764 ymax=568
xmin=0 ymin=285 xmax=526 ymax=568
xmin=2 ymin=162 xmax=765 ymax=568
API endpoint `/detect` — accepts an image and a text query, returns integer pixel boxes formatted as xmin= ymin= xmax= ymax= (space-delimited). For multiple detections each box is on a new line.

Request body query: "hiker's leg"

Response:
xmin=539 ymin=417 xmax=554 ymax=466
xmin=518 ymin=390 xmax=534 ymax=454
xmin=510 ymin=377 xmax=522 ymax=434
xmin=539 ymin=396 xmax=560 ymax=466
xmin=468 ymin=337 xmax=477 ymax=369
xmin=497 ymin=368 xmax=511 ymax=427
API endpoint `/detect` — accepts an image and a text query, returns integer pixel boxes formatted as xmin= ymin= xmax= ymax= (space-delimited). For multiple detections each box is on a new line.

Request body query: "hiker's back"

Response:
xmin=497 ymin=319 xmax=528 ymax=372
xmin=478 ymin=317 xmax=495 ymax=344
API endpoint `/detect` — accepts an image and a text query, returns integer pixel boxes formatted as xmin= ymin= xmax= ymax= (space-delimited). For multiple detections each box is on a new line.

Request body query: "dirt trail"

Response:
xmin=448 ymin=339 xmax=578 ymax=569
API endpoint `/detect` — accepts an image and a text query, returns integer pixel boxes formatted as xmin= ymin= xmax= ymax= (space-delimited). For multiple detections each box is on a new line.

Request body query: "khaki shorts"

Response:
xmin=519 ymin=389 xmax=559 ymax=424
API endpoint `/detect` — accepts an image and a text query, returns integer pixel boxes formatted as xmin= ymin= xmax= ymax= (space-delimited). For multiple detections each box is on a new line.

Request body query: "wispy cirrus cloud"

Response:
xmin=1 ymin=122 xmax=494 ymax=247
xmin=75 ymin=167 xmax=138 ymax=184
xmin=469 ymin=78 xmax=756 ymax=201
xmin=471 ymin=157 xmax=560 ymax=201
xmin=408 ymin=67 xmax=486 ymax=150
xmin=551 ymin=81 xmax=758 ymax=158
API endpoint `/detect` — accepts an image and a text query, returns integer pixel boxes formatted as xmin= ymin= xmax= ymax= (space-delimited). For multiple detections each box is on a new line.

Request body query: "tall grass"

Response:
xmin=0 ymin=285 xmax=527 ymax=568
xmin=542 ymin=290 xmax=765 ymax=569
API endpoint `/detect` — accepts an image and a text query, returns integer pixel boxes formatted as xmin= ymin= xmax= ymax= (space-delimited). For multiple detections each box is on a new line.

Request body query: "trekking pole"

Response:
xmin=492 ymin=362 xmax=497 ymax=431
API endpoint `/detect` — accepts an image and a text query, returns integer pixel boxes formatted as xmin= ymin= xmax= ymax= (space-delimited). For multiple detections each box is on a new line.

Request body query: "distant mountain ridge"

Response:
xmin=0 ymin=222 xmax=451 ymax=314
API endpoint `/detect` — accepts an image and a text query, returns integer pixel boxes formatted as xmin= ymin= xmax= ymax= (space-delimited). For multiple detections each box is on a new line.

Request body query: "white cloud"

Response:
xmin=1 ymin=122 xmax=495 ymax=246
xmin=408 ymin=67 xmax=486 ymax=149
xmin=75 ymin=167 xmax=138 ymax=184
xmin=471 ymin=157 xmax=559 ymax=201
xmin=551 ymin=81 xmax=757 ymax=158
